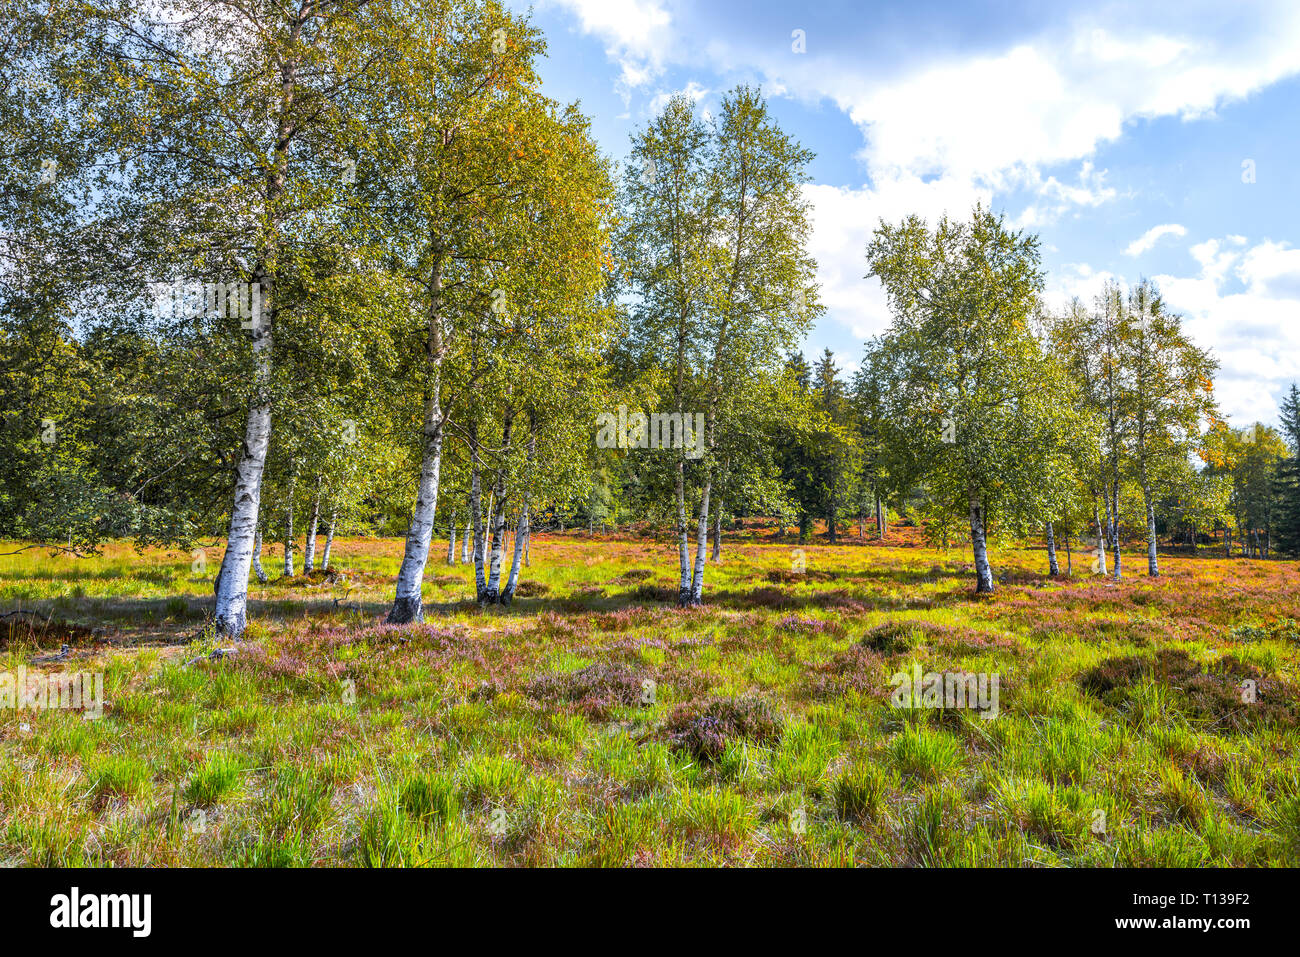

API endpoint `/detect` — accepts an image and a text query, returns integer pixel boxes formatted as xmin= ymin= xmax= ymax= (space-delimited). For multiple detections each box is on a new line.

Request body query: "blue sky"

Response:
xmin=509 ymin=0 xmax=1300 ymax=427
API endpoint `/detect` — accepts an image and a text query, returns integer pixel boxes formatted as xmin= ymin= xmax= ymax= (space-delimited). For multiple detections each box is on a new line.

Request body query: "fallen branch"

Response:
xmin=182 ymin=647 xmax=238 ymax=668
xmin=29 ymin=643 xmax=71 ymax=664
xmin=0 ymin=609 xmax=50 ymax=623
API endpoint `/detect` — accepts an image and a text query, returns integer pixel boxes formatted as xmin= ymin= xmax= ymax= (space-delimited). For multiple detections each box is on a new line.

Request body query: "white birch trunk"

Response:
xmin=283 ymin=479 xmax=295 ymax=578
xmin=321 ymin=512 xmax=336 ymax=571
xmin=675 ymin=457 xmax=691 ymax=605
xmin=689 ymin=482 xmax=711 ymax=604
xmin=303 ymin=488 xmax=320 ymax=574
xmin=211 ymin=308 xmax=272 ymax=638
xmin=969 ymin=490 xmax=994 ymax=593
xmin=1108 ymin=480 xmax=1123 ymax=579
xmin=388 ymin=396 xmax=444 ymax=622
xmin=485 ymin=501 xmax=507 ymax=600
xmin=484 ymin=416 xmax=512 ymax=602
xmin=1144 ymin=488 xmax=1159 ymax=577
xmin=502 ymin=421 xmax=535 ymax=604
xmin=711 ymin=500 xmax=722 ymax=563
xmin=470 ymin=423 xmax=487 ymax=601
xmin=388 ymin=255 xmax=447 ymax=624
xmin=502 ymin=504 xmax=528 ymax=605
xmin=210 ymin=38 xmax=296 ymax=639
xmin=252 ymin=526 xmax=268 ymax=585
xmin=479 ymin=490 xmax=492 ymax=569
xmin=1093 ymin=501 xmax=1108 ymax=576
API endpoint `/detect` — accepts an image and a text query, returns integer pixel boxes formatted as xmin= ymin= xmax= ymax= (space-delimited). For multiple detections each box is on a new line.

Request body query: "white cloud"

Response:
xmin=644 ymin=80 xmax=709 ymax=118
xmin=1238 ymin=241 xmax=1300 ymax=299
xmin=833 ymin=16 xmax=1300 ymax=182
xmin=544 ymin=0 xmax=675 ymax=98
xmin=1042 ymin=262 xmax=1122 ymax=314
xmin=547 ymin=1 xmax=1300 ymax=221
xmin=1124 ymin=223 xmax=1187 ymax=257
xmin=804 ymin=174 xmax=994 ymax=342
xmin=1155 ymin=237 xmax=1300 ymax=424
xmin=841 ymin=44 xmax=1121 ymax=183
xmin=745 ymin=5 xmax=1300 ymax=224
xmin=1014 ymin=161 xmax=1119 ymax=228
xmin=1189 ymin=236 xmax=1245 ymax=286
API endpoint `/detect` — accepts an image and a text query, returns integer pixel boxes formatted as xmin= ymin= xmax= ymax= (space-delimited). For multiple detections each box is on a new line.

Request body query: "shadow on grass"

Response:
xmin=1 ymin=560 xmax=1078 ymax=646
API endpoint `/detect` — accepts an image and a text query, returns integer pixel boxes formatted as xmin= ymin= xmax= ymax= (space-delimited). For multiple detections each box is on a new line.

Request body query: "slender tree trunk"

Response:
xmin=1093 ymin=501 xmax=1108 ymax=576
xmin=470 ymin=418 xmax=487 ymax=600
xmin=480 ymin=490 xmax=492 ymax=568
xmin=303 ymin=487 xmax=321 ymax=574
xmin=1046 ymin=521 xmax=1060 ymax=576
xmin=252 ymin=526 xmax=268 ymax=584
xmin=447 ymin=510 xmax=457 ymax=565
xmin=283 ymin=474 xmax=296 ymax=578
xmin=461 ymin=509 xmax=471 ymax=564
xmin=387 ymin=248 xmax=450 ymax=623
xmin=321 ymin=511 xmax=336 ymax=572
xmin=1143 ymin=486 xmax=1159 ymax=577
xmin=689 ymin=481 xmax=712 ymax=604
xmin=1108 ymin=480 xmax=1122 ymax=579
xmin=483 ymin=414 xmax=513 ymax=603
xmin=524 ymin=527 xmax=530 ymax=567
xmin=502 ymin=505 xmax=528 ymax=604
xmin=675 ymin=457 xmax=691 ymax=605
xmin=1064 ymin=527 xmax=1073 ymax=576
xmin=501 ymin=423 xmax=534 ymax=605
xmin=485 ymin=497 xmax=506 ymax=601
xmin=969 ymin=489 xmax=994 ymax=593
xmin=711 ymin=499 xmax=722 ymax=562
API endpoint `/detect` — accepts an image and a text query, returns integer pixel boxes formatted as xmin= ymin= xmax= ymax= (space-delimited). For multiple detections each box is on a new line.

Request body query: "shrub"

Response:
xmin=832 ymin=763 xmax=888 ymax=822
xmin=662 ymin=697 xmax=784 ymax=762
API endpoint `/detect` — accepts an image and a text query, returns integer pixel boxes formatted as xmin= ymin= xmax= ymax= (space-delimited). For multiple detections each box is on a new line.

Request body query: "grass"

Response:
xmin=1 ymin=525 xmax=1299 ymax=866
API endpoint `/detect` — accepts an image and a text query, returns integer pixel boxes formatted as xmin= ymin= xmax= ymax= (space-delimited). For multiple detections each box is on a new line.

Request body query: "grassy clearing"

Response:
xmin=2 ymin=529 xmax=1299 ymax=866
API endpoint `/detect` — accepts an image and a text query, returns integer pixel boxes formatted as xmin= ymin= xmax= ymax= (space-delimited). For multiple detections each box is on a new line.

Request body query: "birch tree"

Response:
xmin=83 ymin=0 xmax=388 ymax=637
xmin=1122 ymin=280 xmax=1218 ymax=576
xmin=619 ymin=87 xmax=819 ymax=605
xmin=865 ymin=206 xmax=1083 ymax=592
